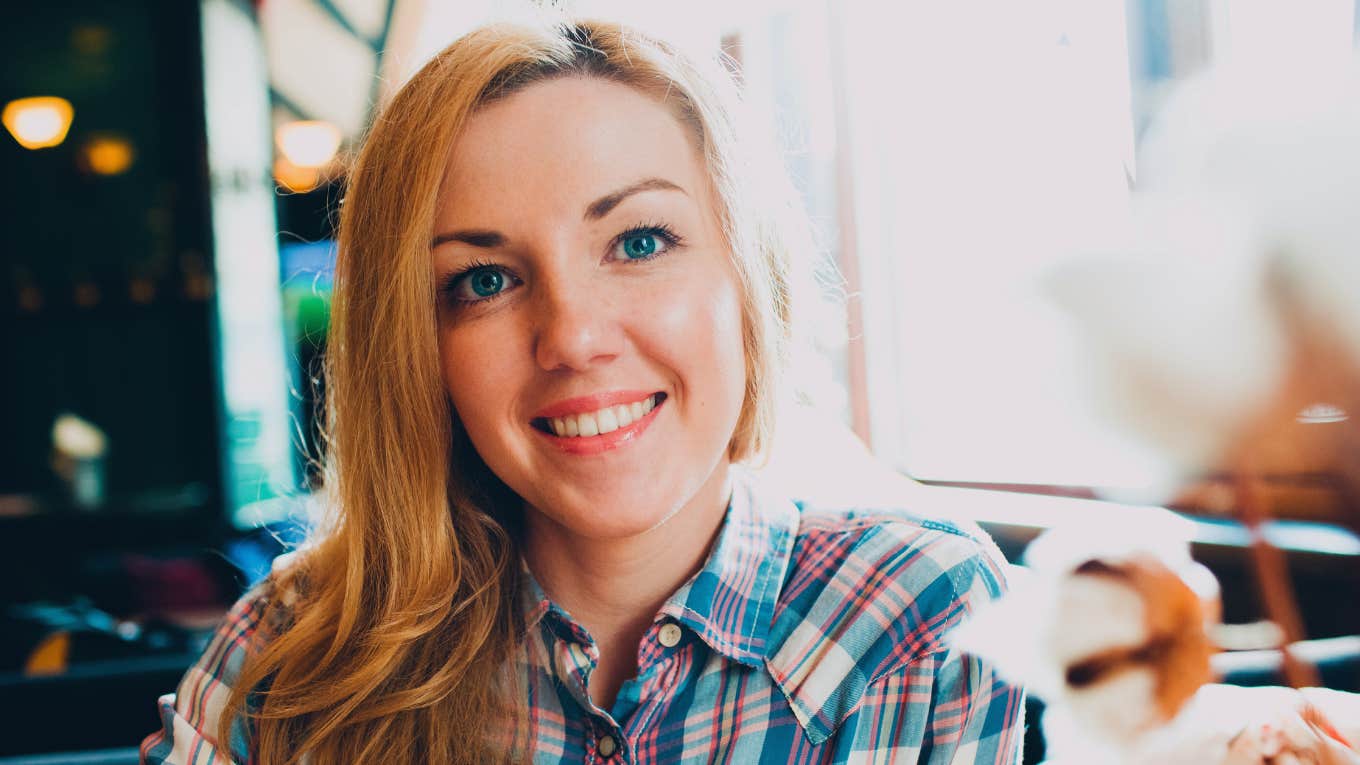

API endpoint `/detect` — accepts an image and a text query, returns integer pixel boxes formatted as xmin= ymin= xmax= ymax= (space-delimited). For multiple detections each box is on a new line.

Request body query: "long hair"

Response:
xmin=221 ymin=18 xmax=804 ymax=764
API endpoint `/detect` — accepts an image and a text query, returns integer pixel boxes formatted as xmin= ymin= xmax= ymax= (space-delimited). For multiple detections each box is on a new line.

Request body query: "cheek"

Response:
xmin=644 ymin=264 xmax=748 ymax=410
xmin=438 ymin=323 xmax=517 ymax=438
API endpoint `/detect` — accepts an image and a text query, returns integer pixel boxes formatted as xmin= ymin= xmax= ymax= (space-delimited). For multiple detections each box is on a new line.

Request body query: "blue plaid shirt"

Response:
xmin=143 ymin=472 xmax=1024 ymax=763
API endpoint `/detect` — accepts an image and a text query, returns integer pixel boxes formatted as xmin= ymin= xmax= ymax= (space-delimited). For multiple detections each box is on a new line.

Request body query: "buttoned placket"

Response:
xmin=657 ymin=622 xmax=682 ymax=648
xmin=517 ymin=470 xmax=799 ymax=763
xmin=593 ymin=730 xmax=618 ymax=761
xmin=539 ymin=616 xmax=634 ymax=764
xmin=559 ymin=618 xmax=699 ymax=763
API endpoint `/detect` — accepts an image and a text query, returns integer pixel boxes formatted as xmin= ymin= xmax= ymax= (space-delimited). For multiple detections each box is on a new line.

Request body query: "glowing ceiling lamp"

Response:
xmin=3 ymin=96 xmax=75 ymax=149
xmin=276 ymin=120 xmax=341 ymax=169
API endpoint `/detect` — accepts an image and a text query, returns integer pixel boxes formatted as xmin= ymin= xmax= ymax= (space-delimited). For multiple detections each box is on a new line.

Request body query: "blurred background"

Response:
xmin=1 ymin=0 xmax=1358 ymax=762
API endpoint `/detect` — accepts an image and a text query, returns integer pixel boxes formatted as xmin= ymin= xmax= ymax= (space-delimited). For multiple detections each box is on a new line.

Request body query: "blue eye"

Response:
xmin=447 ymin=264 xmax=517 ymax=304
xmin=610 ymin=224 xmax=682 ymax=262
xmin=468 ymin=269 xmax=504 ymax=296
xmin=622 ymin=233 xmax=658 ymax=259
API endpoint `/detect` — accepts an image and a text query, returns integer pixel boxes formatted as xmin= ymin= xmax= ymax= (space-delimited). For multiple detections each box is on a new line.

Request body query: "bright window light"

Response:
xmin=835 ymin=0 xmax=1360 ymax=494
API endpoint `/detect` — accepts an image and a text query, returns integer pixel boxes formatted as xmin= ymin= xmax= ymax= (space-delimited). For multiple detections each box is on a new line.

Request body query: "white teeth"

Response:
xmin=596 ymin=407 xmax=619 ymax=434
xmin=544 ymin=394 xmax=659 ymax=437
xmin=577 ymin=413 xmax=599 ymax=437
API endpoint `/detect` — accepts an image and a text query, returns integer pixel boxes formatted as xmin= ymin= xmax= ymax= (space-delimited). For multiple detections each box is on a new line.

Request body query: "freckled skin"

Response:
xmin=432 ymin=76 xmax=747 ymax=542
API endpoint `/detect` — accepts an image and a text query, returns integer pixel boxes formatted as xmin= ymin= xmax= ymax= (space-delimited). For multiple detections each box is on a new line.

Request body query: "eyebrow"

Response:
xmin=432 ymin=229 xmax=504 ymax=248
xmin=431 ymin=177 xmax=686 ymax=249
xmin=583 ymin=177 xmax=685 ymax=221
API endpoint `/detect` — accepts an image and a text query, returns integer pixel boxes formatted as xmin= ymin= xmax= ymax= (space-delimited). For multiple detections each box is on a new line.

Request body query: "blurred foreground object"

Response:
xmin=1053 ymin=683 xmax=1360 ymax=764
xmin=990 ymin=53 xmax=1360 ymax=760
xmin=1048 ymin=53 xmax=1360 ymax=518
xmin=1047 ymin=52 xmax=1360 ymax=689
xmin=951 ymin=526 xmax=1217 ymax=758
xmin=952 ymin=528 xmax=1359 ymax=763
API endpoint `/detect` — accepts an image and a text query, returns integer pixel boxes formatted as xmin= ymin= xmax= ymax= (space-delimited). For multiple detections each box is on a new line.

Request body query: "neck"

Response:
xmin=523 ymin=466 xmax=733 ymax=642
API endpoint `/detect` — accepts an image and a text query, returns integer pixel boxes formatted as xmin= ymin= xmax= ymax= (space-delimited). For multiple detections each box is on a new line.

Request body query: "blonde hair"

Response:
xmin=221 ymin=18 xmax=806 ymax=764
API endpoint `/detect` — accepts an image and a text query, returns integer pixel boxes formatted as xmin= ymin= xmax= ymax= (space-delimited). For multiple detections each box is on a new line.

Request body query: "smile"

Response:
xmin=530 ymin=392 xmax=667 ymax=454
xmin=534 ymin=392 xmax=662 ymax=437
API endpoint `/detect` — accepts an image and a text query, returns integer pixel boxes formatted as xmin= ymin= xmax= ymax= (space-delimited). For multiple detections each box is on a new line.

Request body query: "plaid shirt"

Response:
xmin=142 ymin=472 xmax=1024 ymax=764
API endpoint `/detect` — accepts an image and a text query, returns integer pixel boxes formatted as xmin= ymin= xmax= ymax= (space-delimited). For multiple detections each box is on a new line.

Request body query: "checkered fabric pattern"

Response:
xmin=141 ymin=472 xmax=1024 ymax=764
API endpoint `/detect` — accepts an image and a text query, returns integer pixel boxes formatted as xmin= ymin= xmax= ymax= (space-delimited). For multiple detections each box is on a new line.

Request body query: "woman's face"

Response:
xmin=433 ymin=76 xmax=748 ymax=541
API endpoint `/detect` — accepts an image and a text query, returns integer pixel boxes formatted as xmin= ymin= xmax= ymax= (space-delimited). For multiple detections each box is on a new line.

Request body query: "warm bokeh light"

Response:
xmin=273 ymin=155 xmax=321 ymax=192
xmin=82 ymin=135 xmax=135 ymax=175
xmin=275 ymin=119 xmax=340 ymax=168
xmin=2 ymin=96 xmax=74 ymax=149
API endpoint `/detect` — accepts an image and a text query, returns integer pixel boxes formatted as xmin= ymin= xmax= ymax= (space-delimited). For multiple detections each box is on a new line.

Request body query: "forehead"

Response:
xmin=438 ymin=77 xmax=707 ymax=222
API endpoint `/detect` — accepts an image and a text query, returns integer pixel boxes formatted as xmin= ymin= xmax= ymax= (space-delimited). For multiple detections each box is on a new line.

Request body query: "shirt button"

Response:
xmin=597 ymin=734 xmax=617 ymax=758
xmin=657 ymin=623 xmax=682 ymax=648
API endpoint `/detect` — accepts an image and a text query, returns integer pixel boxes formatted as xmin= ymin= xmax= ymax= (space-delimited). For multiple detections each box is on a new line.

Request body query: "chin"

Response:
xmin=526 ymin=482 xmax=680 ymax=539
xmin=546 ymin=502 xmax=676 ymax=540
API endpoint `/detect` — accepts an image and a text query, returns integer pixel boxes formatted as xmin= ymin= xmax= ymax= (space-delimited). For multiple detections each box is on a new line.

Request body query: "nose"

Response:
xmin=532 ymin=276 xmax=623 ymax=373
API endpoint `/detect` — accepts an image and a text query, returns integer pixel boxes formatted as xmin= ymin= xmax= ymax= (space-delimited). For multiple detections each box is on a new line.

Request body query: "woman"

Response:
xmin=142 ymin=19 xmax=1023 ymax=764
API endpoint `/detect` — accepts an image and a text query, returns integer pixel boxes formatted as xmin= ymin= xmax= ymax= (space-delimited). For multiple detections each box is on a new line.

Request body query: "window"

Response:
xmin=836 ymin=0 xmax=1359 ymax=494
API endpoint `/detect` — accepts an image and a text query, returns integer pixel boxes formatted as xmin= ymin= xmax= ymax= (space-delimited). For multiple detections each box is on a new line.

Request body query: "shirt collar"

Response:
xmin=518 ymin=468 xmax=800 ymax=668
xmin=657 ymin=468 xmax=799 ymax=667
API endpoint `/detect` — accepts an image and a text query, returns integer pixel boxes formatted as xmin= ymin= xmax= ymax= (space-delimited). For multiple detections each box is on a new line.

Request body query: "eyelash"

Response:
xmin=612 ymin=222 xmax=684 ymax=262
xmin=439 ymin=222 xmax=685 ymax=306
xmin=440 ymin=257 xmax=504 ymax=303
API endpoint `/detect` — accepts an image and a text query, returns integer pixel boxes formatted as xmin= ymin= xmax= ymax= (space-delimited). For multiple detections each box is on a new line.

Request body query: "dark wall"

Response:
xmin=0 ymin=0 xmax=221 ymax=507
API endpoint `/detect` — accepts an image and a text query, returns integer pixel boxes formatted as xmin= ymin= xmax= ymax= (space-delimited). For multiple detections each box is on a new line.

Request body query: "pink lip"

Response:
xmin=533 ymin=390 xmax=658 ymax=419
xmin=532 ymin=395 xmax=665 ymax=456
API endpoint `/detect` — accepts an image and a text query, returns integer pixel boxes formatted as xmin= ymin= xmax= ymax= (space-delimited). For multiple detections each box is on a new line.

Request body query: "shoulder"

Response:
xmin=194 ymin=556 xmax=302 ymax=679
xmin=141 ymin=572 xmax=295 ymax=764
xmin=776 ymin=503 xmax=1011 ymax=649
xmin=765 ymin=502 xmax=1012 ymax=743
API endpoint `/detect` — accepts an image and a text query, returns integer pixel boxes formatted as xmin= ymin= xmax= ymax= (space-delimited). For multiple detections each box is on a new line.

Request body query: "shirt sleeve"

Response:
xmin=824 ymin=525 xmax=1027 ymax=763
xmin=846 ymin=553 xmax=1026 ymax=763
xmin=918 ymin=645 xmax=1026 ymax=764
xmin=139 ymin=585 xmax=271 ymax=765
xmin=915 ymin=535 xmax=1026 ymax=765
